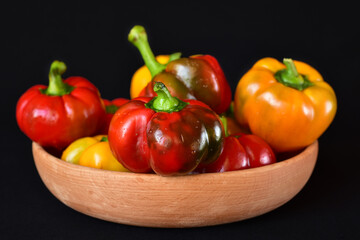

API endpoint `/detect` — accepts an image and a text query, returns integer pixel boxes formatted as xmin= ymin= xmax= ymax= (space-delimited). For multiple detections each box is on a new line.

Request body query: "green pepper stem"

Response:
xmin=283 ymin=58 xmax=299 ymax=77
xmin=100 ymin=136 xmax=108 ymax=142
xmin=169 ymin=52 xmax=182 ymax=62
xmin=219 ymin=115 xmax=229 ymax=137
xmin=274 ymin=58 xmax=313 ymax=91
xmin=105 ymin=104 xmax=119 ymax=114
xmin=128 ymin=25 xmax=166 ymax=77
xmin=42 ymin=60 xmax=74 ymax=96
xmin=145 ymin=82 xmax=188 ymax=113
xmin=128 ymin=25 xmax=181 ymax=78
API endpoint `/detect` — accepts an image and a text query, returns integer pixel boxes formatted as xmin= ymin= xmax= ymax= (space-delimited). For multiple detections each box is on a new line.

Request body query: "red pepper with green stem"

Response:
xmin=128 ymin=25 xmax=232 ymax=114
xmin=16 ymin=60 xmax=106 ymax=151
xmin=196 ymin=116 xmax=276 ymax=173
xmin=99 ymin=98 xmax=129 ymax=134
xmin=108 ymin=82 xmax=224 ymax=176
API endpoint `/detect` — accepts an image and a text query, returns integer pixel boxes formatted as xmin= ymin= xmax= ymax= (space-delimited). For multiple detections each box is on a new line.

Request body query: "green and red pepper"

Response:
xmin=128 ymin=25 xmax=232 ymax=114
xmin=108 ymin=82 xmax=224 ymax=176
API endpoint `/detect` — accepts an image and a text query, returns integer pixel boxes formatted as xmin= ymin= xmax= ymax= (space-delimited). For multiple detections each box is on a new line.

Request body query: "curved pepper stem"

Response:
xmin=274 ymin=58 xmax=313 ymax=91
xmin=145 ymin=82 xmax=188 ymax=113
xmin=41 ymin=60 xmax=74 ymax=96
xmin=128 ymin=25 xmax=181 ymax=78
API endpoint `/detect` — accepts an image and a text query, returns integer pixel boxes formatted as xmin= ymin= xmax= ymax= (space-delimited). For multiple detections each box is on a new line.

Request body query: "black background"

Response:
xmin=1 ymin=1 xmax=359 ymax=239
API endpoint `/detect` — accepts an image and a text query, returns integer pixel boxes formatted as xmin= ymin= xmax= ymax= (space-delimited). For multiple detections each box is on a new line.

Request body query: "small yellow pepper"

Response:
xmin=130 ymin=55 xmax=170 ymax=99
xmin=233 ymin=57 xmax=337 ymax=153
xmin=61 ymin=135 xmax=129 ymax=172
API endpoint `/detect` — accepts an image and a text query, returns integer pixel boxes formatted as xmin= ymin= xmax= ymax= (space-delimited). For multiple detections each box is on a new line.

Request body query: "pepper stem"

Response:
xmin=274 ymin=58 xmax=313 ymax=91
xmin=41 ymin=60 xmax=74 ymax=96
xmin=128 ymin=25 xmax=165 ymax=77
xmin=128 ymin=25 xmax=181 ymax=78
xmin=219 ymin=116 xmax=229 ymax=137
xmin=100 ymin=136 xmax=108 ymax=142
xmin=145 ymin=82 xmax=188 ymax=113
xmin=105 ymin=104 xmax=119 ymax=114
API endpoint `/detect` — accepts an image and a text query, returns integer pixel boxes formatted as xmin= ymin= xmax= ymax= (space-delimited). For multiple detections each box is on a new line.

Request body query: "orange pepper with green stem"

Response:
xmin=233 ymin=57 xmax=337 ymax=153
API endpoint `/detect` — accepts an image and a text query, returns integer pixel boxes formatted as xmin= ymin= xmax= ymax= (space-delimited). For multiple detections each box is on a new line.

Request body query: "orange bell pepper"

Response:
xmin=233 ymin=57 xmax=337 ymax=153
xmin=130 ymin=55 xmax=170 ymax=99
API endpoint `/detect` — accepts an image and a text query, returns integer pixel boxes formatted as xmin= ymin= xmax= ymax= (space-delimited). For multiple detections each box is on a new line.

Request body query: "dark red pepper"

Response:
xmin=108 ymin=82 xmax=224 ymax=176
xmin=99 ymin=98 xmax=129 ymax=134
xmin=128 ymin=25 xmax=232 ymax=114
xmin=196 ymin=117 xmax=276 ymax=173
xmin=16 ymin=61 xmax=106 ymax=151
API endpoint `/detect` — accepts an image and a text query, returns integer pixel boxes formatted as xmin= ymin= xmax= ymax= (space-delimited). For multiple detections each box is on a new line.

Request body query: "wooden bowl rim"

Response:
xmin=32 ymin=140 xmax=318 ymax=180
xmin=32 ymin=140 xmax=319 ymax=227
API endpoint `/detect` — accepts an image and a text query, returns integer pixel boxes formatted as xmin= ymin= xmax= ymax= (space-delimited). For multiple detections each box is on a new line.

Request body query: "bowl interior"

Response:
xmin=32 ymin=140 xmax=318 ymax=228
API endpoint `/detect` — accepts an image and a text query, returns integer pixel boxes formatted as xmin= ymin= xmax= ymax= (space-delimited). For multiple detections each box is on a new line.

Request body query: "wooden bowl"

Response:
xmin=32 ymin=140 xmax=318 ymax=228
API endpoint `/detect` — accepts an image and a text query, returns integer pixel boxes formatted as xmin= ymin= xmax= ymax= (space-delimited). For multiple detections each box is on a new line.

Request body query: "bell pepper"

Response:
xmin=61 ymin=135 xmax=129 ymax=171
xmin=233 ymin=57 xmax=337 ymax=153
xmin=16 ymin=60 xmax=106 ymax=151
xmin=196 ymin=116 xmax=276 ymax=173
xmin=99 ymin=98 xmax=129 ymax=134
xmin=130 ymin=55 xmax=170 ymax=99
xmin=108 ymin=82 xmax=224 ymax=176
xmin=128 ymin=25 xmax=232 ymax=114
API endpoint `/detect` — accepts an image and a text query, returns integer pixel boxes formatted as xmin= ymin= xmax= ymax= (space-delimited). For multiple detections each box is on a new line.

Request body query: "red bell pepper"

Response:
xmin=128 ymin=25 xmax=232 ymax=114
xmin=16 ymin=60 xmax=106 ymax=151
xmin=99 ymin=98 xmax=129 ymax=134
xmin=196 ymin=117 xmax=276 ymax=173
xmin=108 ymin=82 xmax=224 ymax=176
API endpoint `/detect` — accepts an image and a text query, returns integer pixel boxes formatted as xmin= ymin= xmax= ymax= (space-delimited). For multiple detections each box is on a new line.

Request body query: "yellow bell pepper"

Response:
xmin=233 ymin=57 xmax=337 ymax=153
xmin=61 ymin=135 xmax=129 ymax=172
xmin=130 ymin=55 xmax=170 ymax=99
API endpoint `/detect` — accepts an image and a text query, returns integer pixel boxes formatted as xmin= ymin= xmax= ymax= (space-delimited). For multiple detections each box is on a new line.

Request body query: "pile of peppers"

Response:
xmin=16 ymin=25 xmax=337 ymax=177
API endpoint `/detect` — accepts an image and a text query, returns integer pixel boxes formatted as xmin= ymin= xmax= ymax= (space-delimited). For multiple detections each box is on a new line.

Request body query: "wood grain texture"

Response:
xmin=32 ymin=141 xmax=318 ymax=228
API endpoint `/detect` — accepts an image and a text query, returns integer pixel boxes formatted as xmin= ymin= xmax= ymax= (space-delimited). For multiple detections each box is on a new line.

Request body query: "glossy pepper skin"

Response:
xmin=234 ymin=57 xmax=337 ymax=153
xmin=16 ymin=61 xmax=106 ymax=151
xmin=99 ymin=98 xmax=129 ymax=134
xmin=196 ymin=117 xmax=276 ymax=173
xmin=130 ymin=55 xmax=170 ymax=99
xmin=128 ymin=25 xmax=232 ymax=114
xmin=61 ymin=135 xmax=129 ymax=171
xmin=108 ymin=82 xmax=224 ymax=176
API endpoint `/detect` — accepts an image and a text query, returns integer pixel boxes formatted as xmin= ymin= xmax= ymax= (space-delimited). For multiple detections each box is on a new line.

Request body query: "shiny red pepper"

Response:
xmin=99 ymin=98 xmax=129 ymax=134
xmin=128 ymin=25 xmax=232 ymax=114
xmin=16 ymin=61 xmax=106 ymax=151
xmin=108 ymin=82 xmax=224 ymax=176
xmin=196 ymin=117 xmax=276 ymax=173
